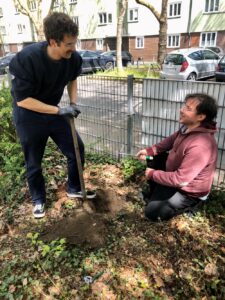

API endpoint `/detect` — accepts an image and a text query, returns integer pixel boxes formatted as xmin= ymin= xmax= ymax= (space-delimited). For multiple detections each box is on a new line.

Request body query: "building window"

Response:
xmin=72 ymin=16 xmax=79 ymax=26
xmin=96 ymin=39 xmax=103 ymax=50
xmin=200 ymin=32 xmax=217 ymax=46
xmin=136 ymin=36 xmax=144 ymax=48
xmin=53 ymin=0 xmax=60 ymax=8
xmin=98 ymin=12 xmax=112 ymax=25
xmin=69 ymin=0 xmax=77 ymax=4
xmin=4 ymin=44 xmax=9 ymax=52
xmin=0 ymin=26 xmax=6 ymax=35
xmin=128 ymin=8 xmax=138 ymax=22
xmin=17 ymin=44 xmax=23 ymax=51
xmin=0 ymin=7 xmax=3 ymax=17
xmin=15 ymin=6 xmax=20 ymax=14
xmin=17 ymin=24 xmax=25 ymax=34
xmin=168 ymin=2 xmax=181 ymax=17
xmin=167 ymin=34 xmax=180 ymax=47
xmin=29 ymin=0 xmax=37 ymax=11
xmin=205 ymin=0 xmax=219 ymax=12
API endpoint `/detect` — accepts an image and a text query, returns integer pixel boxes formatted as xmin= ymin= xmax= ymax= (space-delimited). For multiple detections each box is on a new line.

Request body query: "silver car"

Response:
xmin=160 ymin=48 xmax=220 ymax=81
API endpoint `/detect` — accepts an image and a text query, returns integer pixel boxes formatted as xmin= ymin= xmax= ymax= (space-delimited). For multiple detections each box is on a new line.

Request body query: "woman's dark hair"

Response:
xmin=44 ymin=12 xmax=78 ymax=45
xmin=185 ymin=93 xmax=218 ymax=122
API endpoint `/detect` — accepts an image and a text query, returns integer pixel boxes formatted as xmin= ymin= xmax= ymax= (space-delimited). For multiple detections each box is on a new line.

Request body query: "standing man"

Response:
xmin=136 ymin=93 xmax=218 ymax=221
xmin=9 ymin=12 xmax=95 ymax=218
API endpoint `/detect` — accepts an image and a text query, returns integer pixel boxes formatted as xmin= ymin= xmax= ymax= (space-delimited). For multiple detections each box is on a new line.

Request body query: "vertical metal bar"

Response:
xmin=127 ymin=75 xmax=134 ymax=154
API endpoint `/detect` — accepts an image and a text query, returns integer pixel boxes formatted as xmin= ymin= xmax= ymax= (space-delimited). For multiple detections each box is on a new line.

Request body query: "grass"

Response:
xmin=96 ymin=63 xmax=161 ymax=79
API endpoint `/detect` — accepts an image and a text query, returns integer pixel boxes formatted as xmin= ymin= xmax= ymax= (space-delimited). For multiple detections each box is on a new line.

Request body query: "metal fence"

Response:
xmin=61 ymin=75 xmax=225 ymax=186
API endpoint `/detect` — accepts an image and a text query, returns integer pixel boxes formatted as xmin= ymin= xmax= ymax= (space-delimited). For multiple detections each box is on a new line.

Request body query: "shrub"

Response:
xmin=0 ymin=87 xmax=25 ymax=205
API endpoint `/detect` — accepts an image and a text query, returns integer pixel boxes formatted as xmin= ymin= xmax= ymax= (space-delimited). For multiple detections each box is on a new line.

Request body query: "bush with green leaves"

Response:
xmin=120 ymin=157 xmax=146 ymax=181
xmin=0 ymin=87 xmax=68 ymax=209
xmin=0 ymin=86 xmax=25 ymax=205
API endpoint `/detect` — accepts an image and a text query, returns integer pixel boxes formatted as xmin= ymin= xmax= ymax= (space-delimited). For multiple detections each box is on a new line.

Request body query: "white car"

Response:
xmin=160 ymin=48 xmax=220 ymax=81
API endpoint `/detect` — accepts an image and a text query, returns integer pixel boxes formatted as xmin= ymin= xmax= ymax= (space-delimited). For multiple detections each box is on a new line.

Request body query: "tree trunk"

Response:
xmin=116 ymin=0 xmax=128 ymax=71
xmin=158 ymin=0 xmax=168 ymax=64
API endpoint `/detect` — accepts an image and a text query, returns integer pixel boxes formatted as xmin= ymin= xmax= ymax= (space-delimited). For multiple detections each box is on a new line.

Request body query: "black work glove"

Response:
xmin=58 ymin=105 xmax=80 ymax=118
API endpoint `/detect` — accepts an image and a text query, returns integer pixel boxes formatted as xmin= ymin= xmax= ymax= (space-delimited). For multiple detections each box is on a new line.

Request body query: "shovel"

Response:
xmin=68 ymin=116 xmax=87 ymax=202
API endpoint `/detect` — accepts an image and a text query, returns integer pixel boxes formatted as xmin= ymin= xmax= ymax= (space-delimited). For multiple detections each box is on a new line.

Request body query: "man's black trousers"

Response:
xmin=15 ymin=114 xmax=84 ymax=205
xmin=144 ymin=153 xmax=202 ymax=221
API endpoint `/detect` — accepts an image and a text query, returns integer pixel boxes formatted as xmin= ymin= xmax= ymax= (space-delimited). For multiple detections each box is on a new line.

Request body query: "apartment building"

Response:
xmin=0 ymin=0 xmax=224 ymax=61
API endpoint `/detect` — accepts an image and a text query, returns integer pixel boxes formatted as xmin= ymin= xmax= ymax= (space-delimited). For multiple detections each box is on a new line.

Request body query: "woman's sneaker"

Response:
xmin=33 ymin=203 xmax=45 ymax=218
xmin=67 ymin=190 xmax=96 ymax=199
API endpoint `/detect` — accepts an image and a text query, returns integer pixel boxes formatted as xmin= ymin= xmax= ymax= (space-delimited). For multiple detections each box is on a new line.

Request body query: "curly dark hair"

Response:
xmin=44 ymin=12 xmax=78 ymax=45
xmin=185 ymin=93 xmax=218 ymax=123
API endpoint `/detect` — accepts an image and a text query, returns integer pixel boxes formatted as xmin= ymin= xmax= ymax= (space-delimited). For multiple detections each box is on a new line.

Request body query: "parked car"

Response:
xmin=160 ymin=48 xmax=220 ymax=81
xmin=215 ymin=55 xmax=225 ymax=82
xmin=101 ymin=50 xmax=134 ymax=67
xmin=205 ymin=46 xmax=224 ymax=58
xmin=0 ymin=53 xmax=16 ymax=75
xmin=77 ymin=50 xmax=114 ymax=73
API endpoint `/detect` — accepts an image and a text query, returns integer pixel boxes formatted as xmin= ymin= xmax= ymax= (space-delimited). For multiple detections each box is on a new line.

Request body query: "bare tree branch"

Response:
xmin=135 ymin=0 xmax=168 ymax=64
xmin=136 ymin=0 xmax=160 ymax=22
xmin=12 ymin=0 xmax=56 ymax=41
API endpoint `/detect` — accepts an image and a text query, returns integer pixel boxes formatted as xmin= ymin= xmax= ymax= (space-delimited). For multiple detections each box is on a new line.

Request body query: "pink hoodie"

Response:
xmin=146 ymin=125 xmax=218 ymax=198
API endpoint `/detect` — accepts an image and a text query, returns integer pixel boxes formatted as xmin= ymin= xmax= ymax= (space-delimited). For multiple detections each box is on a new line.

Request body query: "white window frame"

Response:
xmin=128 ymin=8 xmax=138 ymax=22
xmin=17 ymin=24 xmax=23 ymax=34
xmin=96 ymin=39 xmax=103 ymax=50
xmin=204 ymin=0 xmax=220 ymax=12
xmin=72 ymin=16 xmax=79 ymax=25
xmin=17 ymin=44 xmax=23 ymax=51
xmin=167 ymin=34 xmax=180 ymax=48
xmin=69 ymin=0 xmax=77 ymax=4
xmin=53 ymin=0 xmax=60 ymax=8
xmin=98 ymin=12 xmax=112 ymax=25
xmin=0 ymin=7 xmax=3 ymax=17
xmin=0 ymin=26 xmax=6 ymax=35
xmin=29 ymin=0 xmax=37 ymax=11
xmin=168 ymin=2 xmax=182 ymax=18
xmin=4 ymin=44 xmax=9 ymax=52
xmin=15 ymin=6 xmax=20 ymax=14
xmin=135 ymin=36 xmax=144 ymax=49
xmin=200 ymin=32 xmax=217 ymax=46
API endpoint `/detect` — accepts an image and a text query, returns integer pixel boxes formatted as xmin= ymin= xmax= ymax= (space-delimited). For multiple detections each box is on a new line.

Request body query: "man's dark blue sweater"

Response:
xmin=9 ymin=41 xmax=82 ymax=123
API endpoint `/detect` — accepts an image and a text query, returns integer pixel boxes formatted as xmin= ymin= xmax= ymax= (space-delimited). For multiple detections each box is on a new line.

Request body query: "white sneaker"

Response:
xmin=32 ymin=203 xmax=45 ymax=218
xmin=67 ymin=190 xmax=96 ymax=199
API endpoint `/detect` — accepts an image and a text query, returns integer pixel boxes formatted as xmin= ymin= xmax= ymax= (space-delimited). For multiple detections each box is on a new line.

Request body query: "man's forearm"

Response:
xmin=17 ymin=97 xmax=59 ymax=114
xmin=67 ymin=80 xmax=77 ymax=104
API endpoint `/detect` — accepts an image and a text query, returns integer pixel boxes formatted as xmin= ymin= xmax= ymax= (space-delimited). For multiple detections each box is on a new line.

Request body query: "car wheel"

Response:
xmin=187 ymin=73 xmax=197 ymax=81
xmin=105 ymin=61 xmax=114 ymax=70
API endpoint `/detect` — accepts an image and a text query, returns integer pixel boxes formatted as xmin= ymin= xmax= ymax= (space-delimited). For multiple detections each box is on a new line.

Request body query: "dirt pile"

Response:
xmin=41 ymin=184 xmax=135 ymax=248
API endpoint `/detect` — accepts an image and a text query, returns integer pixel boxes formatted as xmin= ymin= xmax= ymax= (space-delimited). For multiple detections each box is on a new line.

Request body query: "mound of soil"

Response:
xmin=41 ymin=185 xmax=135 ymax=248
xmin=41 ymin=210 xmax=107 ymax=248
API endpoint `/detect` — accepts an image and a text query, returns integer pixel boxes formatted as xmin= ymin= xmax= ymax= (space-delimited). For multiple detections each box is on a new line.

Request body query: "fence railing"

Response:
xmin=61 ymin=75 xmax=225 ymax=187
xmin=4 ymin=71 xmax=224 ymax=187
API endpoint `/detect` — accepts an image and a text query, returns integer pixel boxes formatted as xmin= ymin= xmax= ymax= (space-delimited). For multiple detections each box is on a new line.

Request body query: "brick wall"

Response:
xmin=128 ymin=36 xmax=159 ymax=62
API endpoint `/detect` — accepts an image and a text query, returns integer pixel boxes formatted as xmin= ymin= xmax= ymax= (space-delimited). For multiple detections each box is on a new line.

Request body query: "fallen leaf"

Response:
xmin=22 ymin=278 xmax=28 ymax=286
xmin=8 ymin=284 xmax=16 ymax=293
xmin=204 ymin=263 xmax=218 ymax=276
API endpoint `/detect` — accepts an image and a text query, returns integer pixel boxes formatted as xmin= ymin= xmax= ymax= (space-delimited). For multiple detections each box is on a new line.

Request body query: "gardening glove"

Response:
xmin=58 ymin=105 xmax=80 ymax=118
xmin=70 ymin=103 xmax=81 ymax=117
